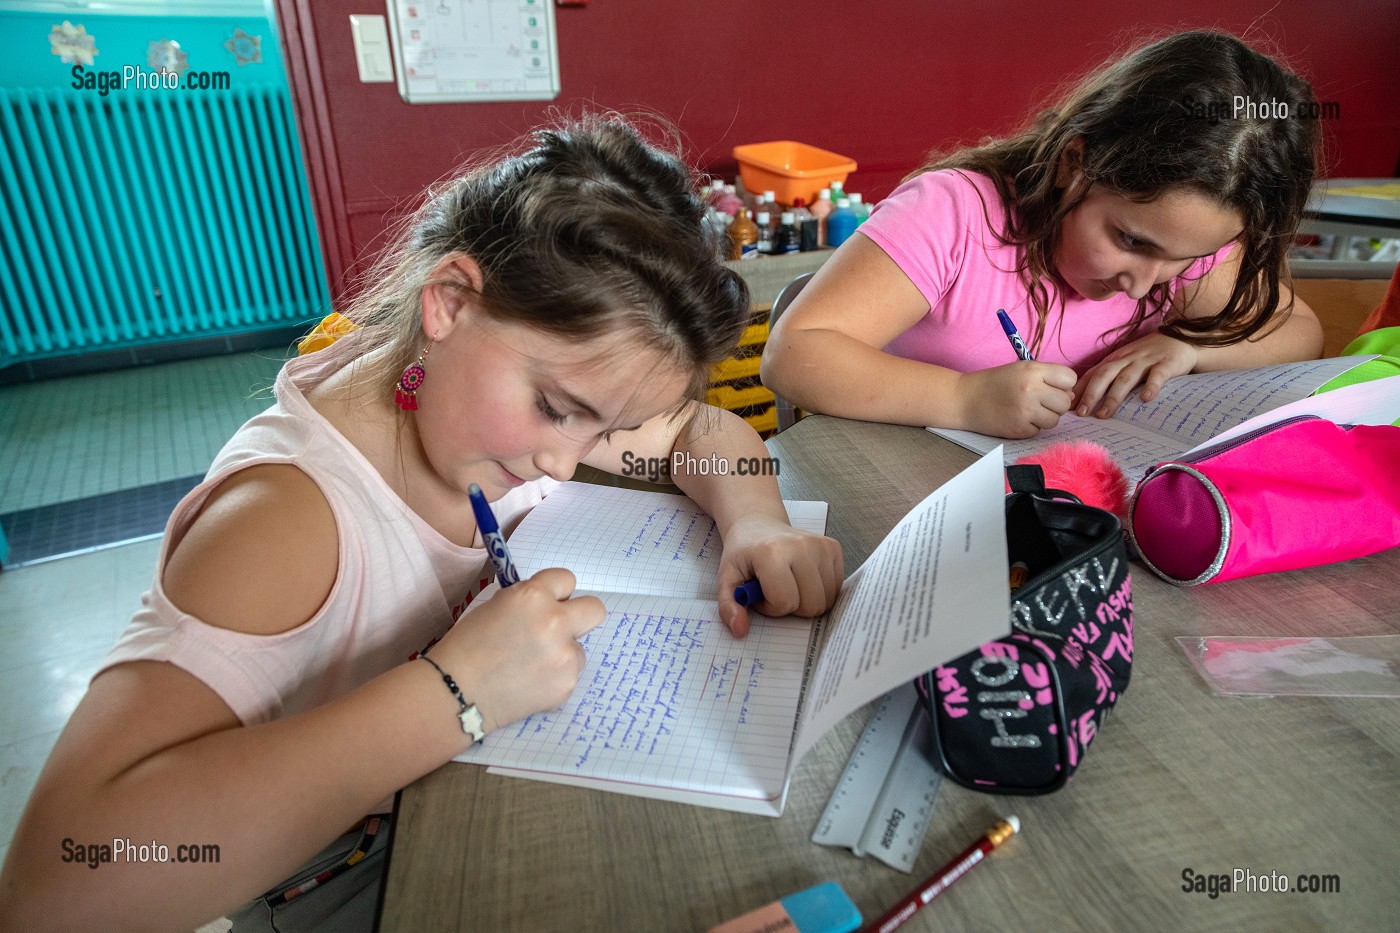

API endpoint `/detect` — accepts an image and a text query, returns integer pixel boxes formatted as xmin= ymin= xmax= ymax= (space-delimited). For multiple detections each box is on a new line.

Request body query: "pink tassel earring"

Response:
xmin=395 ymin=341 xmax=433 ymax=411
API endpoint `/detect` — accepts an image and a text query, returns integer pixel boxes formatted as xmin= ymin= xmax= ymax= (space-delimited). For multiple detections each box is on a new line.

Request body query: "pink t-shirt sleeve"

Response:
xmin=860 ymin=170 xmax=988 ymax=312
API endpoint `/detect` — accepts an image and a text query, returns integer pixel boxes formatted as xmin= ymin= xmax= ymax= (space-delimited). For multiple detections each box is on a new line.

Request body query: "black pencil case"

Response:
xmin=915 ymin=464 xmax=1134 ymax=795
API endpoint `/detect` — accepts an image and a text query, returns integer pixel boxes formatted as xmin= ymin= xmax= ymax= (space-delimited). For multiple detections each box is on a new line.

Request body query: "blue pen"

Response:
xmin=468 ymin=483 xmax=520 ymax=587
xmin=997 ymin=308 xmax=1034 ymax=361
xmin=733 ymin=579 xmax=764 ymax=608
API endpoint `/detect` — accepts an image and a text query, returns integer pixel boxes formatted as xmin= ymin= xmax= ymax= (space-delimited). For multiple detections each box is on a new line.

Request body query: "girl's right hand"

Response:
xmin=433 ymin=568 xmax=605 ymax=733
xmin=956 ymin=362 xmax=1077 ymax=438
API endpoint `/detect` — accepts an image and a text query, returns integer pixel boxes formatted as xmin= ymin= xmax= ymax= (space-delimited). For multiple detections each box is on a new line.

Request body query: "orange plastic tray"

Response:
xmin=733 ymin=141 xmax=857 ymax=207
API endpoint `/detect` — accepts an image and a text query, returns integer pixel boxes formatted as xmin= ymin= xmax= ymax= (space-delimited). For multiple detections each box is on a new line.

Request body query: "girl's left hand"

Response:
xmin=1073 ymin=332 xmax=1199 ymax=418
xmin=716 ymin=515 xmax=844 ymax=637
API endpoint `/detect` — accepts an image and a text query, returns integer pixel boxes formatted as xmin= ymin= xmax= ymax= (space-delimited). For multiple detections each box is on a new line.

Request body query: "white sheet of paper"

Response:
xmin=1183 ymin=374 xmax=1400 ymax=454
xmin=931 ymin=357 xmax=1376 ymax=487
xmin=789 ymin=449 xmax=1010 ymax=767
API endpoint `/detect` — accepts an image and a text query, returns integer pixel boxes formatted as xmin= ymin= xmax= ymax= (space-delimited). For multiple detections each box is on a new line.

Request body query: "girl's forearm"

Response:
xmin=1192 ymin=305 xmax=1324 ymax=371
xmin=1 ymin=659 xmax=471 ymax=933
xmin=761 ymin=327 xmax=967 ymax=428
xmin=669 ymin=407 xmax=786 ymax=535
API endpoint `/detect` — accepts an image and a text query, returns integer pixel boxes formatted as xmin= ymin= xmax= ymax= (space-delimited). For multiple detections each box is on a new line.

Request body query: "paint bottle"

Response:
xmin=789 ymin=197 xmax=817 ymax=252
xmin=849 ymin=192 xmax=870 ymax=224
xmin=826 ymin=197 xmax=858 ymax=248
xmin=761 ymin=192 xmax=785 ymax=239
xmin=755 ymin=211 xmax=774 ymax=255
xmin=775 ymin=212 xmax=800 ymax=254
xmin=729 ymin=208 xmax=759 ymax=260
xmin=710 ymin=182 xmax=745 ymax=217
xmin=707 ymin=207 xmax=732 ymax=243
xmin=809 ymin=188 xmax=833 ymax=246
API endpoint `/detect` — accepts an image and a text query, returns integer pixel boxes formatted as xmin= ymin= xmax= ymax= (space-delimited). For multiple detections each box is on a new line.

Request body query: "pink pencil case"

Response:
xmin=1128 ymin=417 xmax=1400 ymax=586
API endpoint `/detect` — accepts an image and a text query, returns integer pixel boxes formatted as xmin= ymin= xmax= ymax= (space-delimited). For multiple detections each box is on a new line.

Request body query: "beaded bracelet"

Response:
xmin=418 ymin=655 xmax=485 ymax=744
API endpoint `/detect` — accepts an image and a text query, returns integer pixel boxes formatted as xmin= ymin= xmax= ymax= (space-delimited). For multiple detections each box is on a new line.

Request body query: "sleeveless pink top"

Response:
xmin=97 ymin=334 xmax=558 ymax=726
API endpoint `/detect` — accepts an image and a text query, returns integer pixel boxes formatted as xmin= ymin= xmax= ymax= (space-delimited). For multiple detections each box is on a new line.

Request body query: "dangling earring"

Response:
xmin=395 ymin=340 xmax=433 ymax=411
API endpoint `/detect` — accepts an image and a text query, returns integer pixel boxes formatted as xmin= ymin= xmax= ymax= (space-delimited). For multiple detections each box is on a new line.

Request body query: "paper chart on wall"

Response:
xmin=388 ymin=0 xmax=560 ymax=103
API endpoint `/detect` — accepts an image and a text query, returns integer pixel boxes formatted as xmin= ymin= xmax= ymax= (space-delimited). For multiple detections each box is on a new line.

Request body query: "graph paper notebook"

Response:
xmin=931 ymin=356 xmax=1377 ymax=491
xmin=456 ymin=455 xmax=1009 ymax=816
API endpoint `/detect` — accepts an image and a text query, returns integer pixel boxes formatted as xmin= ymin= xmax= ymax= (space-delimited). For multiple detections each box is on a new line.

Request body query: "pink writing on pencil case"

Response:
xmin=1129 ymin=417 xmax=1400 ymax=586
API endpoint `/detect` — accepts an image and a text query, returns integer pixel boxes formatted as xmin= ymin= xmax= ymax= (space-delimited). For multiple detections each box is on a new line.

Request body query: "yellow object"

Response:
xmin=733 ymin=141 xmax=858 ymax=208
xmin=1323 ymin=183 xmax=1400 ymax=200
xmin=737 ymin=322 xmax=769 ymax=348
xmin=297 ymin=312 xmax=359 ymax=355
xmin=711 ymin=355 xmax=761 ymax=383
xmin=707 ymin=384 xmax=775 ymax=409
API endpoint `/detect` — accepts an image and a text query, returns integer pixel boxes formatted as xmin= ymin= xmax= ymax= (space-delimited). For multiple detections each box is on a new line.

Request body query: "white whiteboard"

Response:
xmin=387 ymin=0 xmax=561 ymax=103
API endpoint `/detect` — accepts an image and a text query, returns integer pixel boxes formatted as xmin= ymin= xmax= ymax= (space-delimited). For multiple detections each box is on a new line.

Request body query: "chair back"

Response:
xmin=767 ymin=272 xmax=814 ymax=432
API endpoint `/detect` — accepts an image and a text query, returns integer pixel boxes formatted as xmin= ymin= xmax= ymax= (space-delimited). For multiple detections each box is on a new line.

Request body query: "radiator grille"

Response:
xmin=0 ymin=86 xmax=329 ymax=365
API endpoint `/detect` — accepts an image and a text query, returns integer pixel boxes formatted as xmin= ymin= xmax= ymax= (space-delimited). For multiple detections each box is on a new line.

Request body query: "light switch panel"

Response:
xmin=349 ymin=14 xmax=394 ymax=83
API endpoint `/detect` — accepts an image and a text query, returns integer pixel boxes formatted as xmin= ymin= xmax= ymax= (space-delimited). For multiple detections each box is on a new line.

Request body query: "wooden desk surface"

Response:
xmin=379 ymin=416 xmax=1400 ymax=933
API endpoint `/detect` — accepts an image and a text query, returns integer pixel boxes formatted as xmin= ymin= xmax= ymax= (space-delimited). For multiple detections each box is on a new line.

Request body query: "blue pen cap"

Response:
xmin=734 ymin=579 xmax=765 ymax=608
xmin=779 ymin=882 xmax=862 ymax=933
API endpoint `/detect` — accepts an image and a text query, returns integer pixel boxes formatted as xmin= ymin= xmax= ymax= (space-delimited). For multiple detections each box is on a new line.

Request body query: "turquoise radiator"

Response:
xmin=0 ymin=86 xmax=328 ymax=366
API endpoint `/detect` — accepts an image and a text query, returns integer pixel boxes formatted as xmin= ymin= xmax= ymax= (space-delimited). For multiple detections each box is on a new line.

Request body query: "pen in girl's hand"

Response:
xmin=997 ymin=309 xmax=1034 ymax=361
xmin=469 ymin=483 xmax=520 ymax=587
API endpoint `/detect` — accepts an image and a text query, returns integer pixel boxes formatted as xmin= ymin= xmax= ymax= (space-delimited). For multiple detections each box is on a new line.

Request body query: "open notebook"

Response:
xmin=931 ymin=356 xmax=1381 ymax=490
xmin=456 ymin=455 xmax=1009 ymax=816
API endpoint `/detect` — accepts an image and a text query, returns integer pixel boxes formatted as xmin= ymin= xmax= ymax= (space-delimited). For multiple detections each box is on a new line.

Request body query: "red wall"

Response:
xmin=277 ymin=1 xmax=1400 ymax=300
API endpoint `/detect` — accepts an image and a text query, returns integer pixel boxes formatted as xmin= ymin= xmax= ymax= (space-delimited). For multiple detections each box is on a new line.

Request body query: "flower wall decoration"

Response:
xmin=147 ymin=38 xmax=190 ymax=76
xmin=49 ymin=20 xmax=99 ymax=66
xmin=224 ymin=28 xmax=263 ymax=67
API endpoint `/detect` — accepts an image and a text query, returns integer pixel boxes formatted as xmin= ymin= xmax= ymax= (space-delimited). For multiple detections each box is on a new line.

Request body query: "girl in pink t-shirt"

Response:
xmin=764 ymin=31 xmax=1324 ymax=438
xmin=0 ymin=116 xmax=842 ymax=931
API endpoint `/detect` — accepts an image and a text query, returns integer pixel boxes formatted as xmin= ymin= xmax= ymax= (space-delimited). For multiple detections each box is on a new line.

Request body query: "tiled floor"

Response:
xmin=0 ymin=349 xmax=289 ymax=868
xmin=0 ymin=350 xmax=285 ymax=513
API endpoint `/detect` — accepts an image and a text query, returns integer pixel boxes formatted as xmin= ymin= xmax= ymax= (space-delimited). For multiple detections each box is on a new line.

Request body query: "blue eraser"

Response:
xmin=779 ymin=881 xmax=862 ymax=933
xmin=708 ymin=881 xmax=861 ymax=933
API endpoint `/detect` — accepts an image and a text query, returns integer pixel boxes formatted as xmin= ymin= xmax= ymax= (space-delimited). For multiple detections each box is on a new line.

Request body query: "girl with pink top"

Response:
xmin=763 ymin=31 xmax=1324 ymax=439
xmin=0 ymin=115 xmax=842 ymax=931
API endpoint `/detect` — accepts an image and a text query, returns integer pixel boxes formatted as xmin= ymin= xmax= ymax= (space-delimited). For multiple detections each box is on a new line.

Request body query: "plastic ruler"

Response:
xmin=811 ymin=682 xmax=943 ymax=872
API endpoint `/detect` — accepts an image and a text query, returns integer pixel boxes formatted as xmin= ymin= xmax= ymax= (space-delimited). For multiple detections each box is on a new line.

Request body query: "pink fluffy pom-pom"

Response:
xmin=1009 ymin=441 xmax=1129 ymax=518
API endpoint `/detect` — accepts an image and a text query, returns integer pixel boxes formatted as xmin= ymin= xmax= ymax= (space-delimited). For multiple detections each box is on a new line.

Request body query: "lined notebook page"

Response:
xmin=931 ymin=356 xmax=1373 ymax=486
xmin=506 ymin=482 xmax=828 ymax=600
xmin=456 ymin=592 xmax=813 ymax=804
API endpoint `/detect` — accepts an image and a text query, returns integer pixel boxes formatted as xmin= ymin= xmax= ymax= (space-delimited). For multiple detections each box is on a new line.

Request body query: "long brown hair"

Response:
xmin=343 ymin=112 xmax=750 ymax=403
xmin=913 ymin=30 xmax=1320 ymax=356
